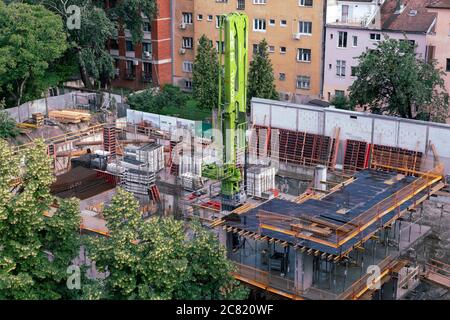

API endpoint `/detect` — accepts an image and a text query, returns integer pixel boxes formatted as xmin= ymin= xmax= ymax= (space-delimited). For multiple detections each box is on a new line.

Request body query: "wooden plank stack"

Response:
xmin=32 ymin=112 xmax=44 ymax=127
xmin=48 ymin=110 xmax=91 ymax=124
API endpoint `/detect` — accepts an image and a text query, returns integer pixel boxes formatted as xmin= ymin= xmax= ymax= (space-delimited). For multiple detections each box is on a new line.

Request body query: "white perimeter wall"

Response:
xmin=251 ymin=98 xmax=450 ymax=174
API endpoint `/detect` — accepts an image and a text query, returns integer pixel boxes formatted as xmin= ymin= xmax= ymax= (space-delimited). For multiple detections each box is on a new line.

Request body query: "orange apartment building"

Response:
xmin=426 ymin=0 xmax=450 ymax=123
xmin=172 ymin=0 xmax=326 ymax=103
xmin=107 ymin=0 xmax=172 ymax=90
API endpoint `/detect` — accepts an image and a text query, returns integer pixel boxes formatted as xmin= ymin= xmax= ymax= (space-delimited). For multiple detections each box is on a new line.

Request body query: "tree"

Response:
xmin=0 ymin=100 xmax=19 ymax=138
xmin=247 ymin=39 xmax=278 ymax=110
xmin=349 ymin=38 xmax=449 ymax=123
xmin=193 ymin=35 xmax=220 ymax=110
xmin=0 ymin=139 xmax=81 ymax=299
xmin=330 ymin=95 xmax=353 ymax=111
xmin=0 ymin=2 xmax=68 ymax=107
xmin=89 ymin=188 xmax=248 ymax=299
xmin=28 ymin=0 xmax=158 ymax=89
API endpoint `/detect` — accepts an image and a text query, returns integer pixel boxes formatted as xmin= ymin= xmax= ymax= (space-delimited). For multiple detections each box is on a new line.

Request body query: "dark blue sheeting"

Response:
xmin=225 ymin=169 xmax=426 ymax=256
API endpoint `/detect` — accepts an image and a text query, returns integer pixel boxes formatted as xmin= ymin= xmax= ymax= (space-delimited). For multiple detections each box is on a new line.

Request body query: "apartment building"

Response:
xmin=323 ymin=0 xmax=436 ymax=101
xmin=107 ymin=0 xmax=172 ymax=90
xmin=172 ymin=0 xmax=326 ymax=103
xmin=426 ymin=0 xmax=450 ymax=123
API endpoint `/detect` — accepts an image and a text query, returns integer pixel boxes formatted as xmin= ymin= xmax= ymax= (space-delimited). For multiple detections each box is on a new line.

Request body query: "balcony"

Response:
xmin=327 ymin=18 xmax=369 ymax=28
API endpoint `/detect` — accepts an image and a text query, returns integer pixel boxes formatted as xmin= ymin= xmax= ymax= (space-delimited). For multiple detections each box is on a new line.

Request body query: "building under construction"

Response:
xmin=11 ymin=91 xmax=450 ymax=300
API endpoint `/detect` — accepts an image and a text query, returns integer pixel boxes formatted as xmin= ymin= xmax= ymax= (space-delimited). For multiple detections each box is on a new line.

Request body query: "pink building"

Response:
xmin=426 ymin=0 xmax=450 ymax=123
xmin=323 ymin=0 xmax=436 ymax=101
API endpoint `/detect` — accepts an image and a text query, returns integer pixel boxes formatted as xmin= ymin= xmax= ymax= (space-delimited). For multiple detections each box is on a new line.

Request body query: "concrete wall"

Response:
xmin=5 ymin=91 xmax=123 ymax=122
xmin=251 ymin=97 xmax=450 ymax=174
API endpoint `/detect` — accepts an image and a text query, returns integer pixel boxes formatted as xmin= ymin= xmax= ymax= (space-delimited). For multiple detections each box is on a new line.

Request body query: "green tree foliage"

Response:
xmin=89 ymin=188 xmax=248 ymax=300
xmin=27 ymin=0 xmax=157 ymax=89
xmin=330 ymin=95 xmax=353 ymax=111
xmin=349 ymin=38 xmax=449 ymax=123
xmin=0 ymin=100 xmax=19 ymax=138
xmin=193 ymin=35 xmax=220 ymax=110
xmin=0 ymin=2 xmax=68 ymax=107
xmin=247 ymin=39 xmax=278 ymax=110
xmin=127 ymin=84 xmax=210 ymax=120
xmin=0 ymin=139 xmax=81 ymax=299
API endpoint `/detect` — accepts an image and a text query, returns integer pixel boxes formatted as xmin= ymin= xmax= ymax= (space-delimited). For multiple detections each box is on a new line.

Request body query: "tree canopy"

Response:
xmin=23 ymin=0 xmax=158 ymax=89
xmin=0 ymin=139 xmax=81 ymax=299
xmin=0 ymin=2 xmax=68 ymax=107
xmin=247 ymin=39 xmax=278 ymax=110
xmin=348 ymin=38 xmax=449 ymax=123
xmin=193 ymin=35 xmax=221 ymax=110
xmin=88 ymin=188 xmax=248 ymax=300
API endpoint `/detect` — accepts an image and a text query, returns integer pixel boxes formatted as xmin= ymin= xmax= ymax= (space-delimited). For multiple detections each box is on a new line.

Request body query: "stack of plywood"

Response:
xmin=49 ymin=110 xmax=91 ymax=123
xmin=32 ymin=113 xmax=44 ymax=127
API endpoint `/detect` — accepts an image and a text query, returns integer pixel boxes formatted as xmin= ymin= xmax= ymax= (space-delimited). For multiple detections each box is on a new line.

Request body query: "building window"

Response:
xmin=299 ymin=0 xmax=313 ymax=6
xmin=182 ymin=12 xmax=193 ymax=24
xmin=237 ymin=0 xmax=245 ymax=10
xmin=125 ymin=60 xmax=135 ymax=78
xmin=182 ymin=37 xmax=193 ymax=49
xmin=280 ymin=20 xmax=287 ymax=27
xmin=280 ymin=46 xmax=287 ymax=54
xmin=197 ymin=14 xmax=203 ymax=21
xmin=279 ymin=73 xmax=286 ymax=81
xmin=296 ymin=75 xmax=310 ymax=89
xmin=126 ymin=40 xmax=134 ymax=52
xmin=370 ymin=33 xmax=381 ymax=41
xmin=110 ymin=39 xmax=119 ymax=50
xmin=185 ymin=79 xmax=193 ymax=90
xmin=297 ymin=48 xmax=311 ymax=62
xmin=338 ymin=31 xmax=347 ymax=48
xmin=330 ymin=33 xmax=333 ymax=39
xmin=253 ymin=19 xmax=266 ymax=31
xmin=351 ymin=66 xmax=357 ymax=77
xmin=143 ymin=21 xmax=151 ymax=32
xmin=207 ymin=15 xmax=213 ymax=21
xmin=269 ymin=19 xmax=276 ymax=26
xmin=352 ymin=35 xmax=358 ymax=47
xmin=216 ymin=41 xmax=225 ymax=54
xmin=142 ymin=42 xmax=152 ymax=54
xmin=299 ymin=21 xmax=312 ymax=34
xmin=336 ymin=60 xmax=346 ymax=77
xmin=268 ymin=45 xmax=275 ymax=53
xmin=335 ymin=90 xmax=345 ymax=97
xmin=253 ymin=0 xmax=267 ymax=4
xmin=143 ymin=62 xmax=152 ymax=81
xmin=183 ymin=61 xmax=193 ymax=73
xmin=446 ymin=58 xmax=450 ymax=72
xmin=216 ymin=15 xmax=225 ymax=28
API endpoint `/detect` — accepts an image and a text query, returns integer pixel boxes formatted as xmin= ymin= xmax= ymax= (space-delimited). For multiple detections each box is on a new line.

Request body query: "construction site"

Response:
xmin=5 ymin=14 xmax=450 ymax=301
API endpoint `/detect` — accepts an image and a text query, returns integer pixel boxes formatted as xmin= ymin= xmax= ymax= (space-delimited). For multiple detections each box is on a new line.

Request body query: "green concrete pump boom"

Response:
xmin=218 ymin=12 xmax=249 ymax=201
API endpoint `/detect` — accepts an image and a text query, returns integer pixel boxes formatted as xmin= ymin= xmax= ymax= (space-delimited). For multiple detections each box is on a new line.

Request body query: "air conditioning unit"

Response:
xmin=180 ymin=22 xmax=187 ymax=29
xmin=179 ymin=48 xmax=186 ymax=54
xmin=144 ymin=51 xmax=151 ymax=59
xmin=293 ymin=33 xmax=301 ymax=40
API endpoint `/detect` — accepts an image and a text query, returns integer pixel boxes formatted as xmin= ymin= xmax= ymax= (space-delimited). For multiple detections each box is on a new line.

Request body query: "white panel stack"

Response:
xmin=179 ymin=155 xmax=202 ymax=176
xmin=136 ymin=143 xmax=165 ymax=173
xmin=246 ymin=165 xmax=276 ymax=198
xmin=120 ymin=157 xmax=148 ymax=171
xmin=122 ymin=169 xmax=155 ymax=195
xmin=106 ymin=163 xmax=125 ymax=175
xmin=180 ymin=172 xmax=203 ymax=191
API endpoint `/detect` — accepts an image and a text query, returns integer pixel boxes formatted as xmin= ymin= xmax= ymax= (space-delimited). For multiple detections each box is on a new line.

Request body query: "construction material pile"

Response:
xmin=32 ymin=112 xmax=44 ymax=127
xmin=246 ymin=165 xmax=276 ymax=198
xmin=49 ymin=110 xmax=91 ymax=123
